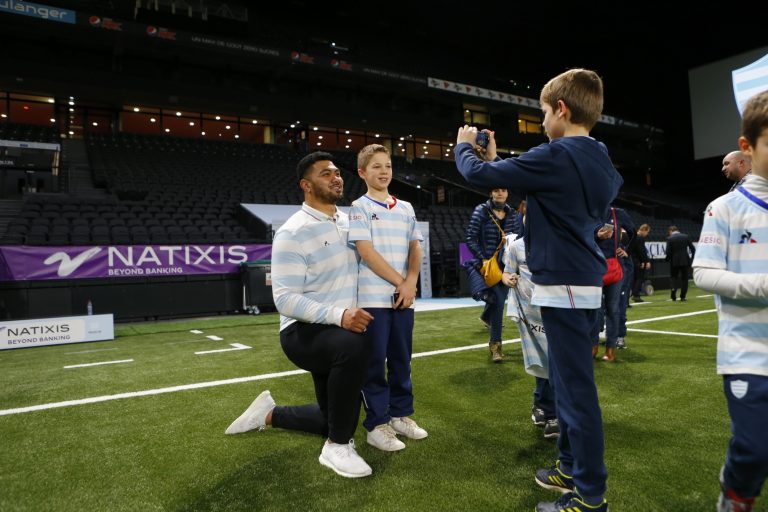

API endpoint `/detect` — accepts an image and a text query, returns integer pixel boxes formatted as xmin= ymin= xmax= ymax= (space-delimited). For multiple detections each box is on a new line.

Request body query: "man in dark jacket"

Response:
xmin=628 ymin=224 xmax=651 ymax=301
xmin=665 ymin=225 xmax=696 ymax=301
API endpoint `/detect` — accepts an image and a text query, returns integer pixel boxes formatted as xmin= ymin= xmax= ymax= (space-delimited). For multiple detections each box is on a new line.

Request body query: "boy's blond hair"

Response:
xmin=741 ymin=90 xmax=768 ymax=147
xmin=357 ymin=144 xmax=390 ymax=170
xmin=540 ymin=68 xmax=603 ymax=130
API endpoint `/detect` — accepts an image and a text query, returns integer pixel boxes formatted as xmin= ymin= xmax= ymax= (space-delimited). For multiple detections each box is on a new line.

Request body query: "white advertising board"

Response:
xmin=0 ymin=314 xmax=114 ymax=350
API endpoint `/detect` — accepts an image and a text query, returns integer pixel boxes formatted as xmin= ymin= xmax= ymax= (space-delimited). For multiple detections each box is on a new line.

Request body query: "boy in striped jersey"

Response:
xmin=349 ymin=144 xmax=428 ymax=452
xmin=693 ymin=90 xmax=768 ymax=512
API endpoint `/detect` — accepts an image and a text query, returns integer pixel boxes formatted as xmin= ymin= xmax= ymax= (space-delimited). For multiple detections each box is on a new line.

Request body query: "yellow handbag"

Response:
xmin=480 ymin=213 xmax=505 ymax=287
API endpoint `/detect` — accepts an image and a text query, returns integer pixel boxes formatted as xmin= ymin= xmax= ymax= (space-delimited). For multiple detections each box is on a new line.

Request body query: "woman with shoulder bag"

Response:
xmin=592 ymin=206 xmax=635 ymax=362
xmin=464 ymin=188 xmax=521 ymax=362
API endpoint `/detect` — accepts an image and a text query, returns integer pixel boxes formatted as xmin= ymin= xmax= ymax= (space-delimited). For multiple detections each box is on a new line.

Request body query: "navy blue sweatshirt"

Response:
xmin=455 ymin=137 xmax=623 ymax=286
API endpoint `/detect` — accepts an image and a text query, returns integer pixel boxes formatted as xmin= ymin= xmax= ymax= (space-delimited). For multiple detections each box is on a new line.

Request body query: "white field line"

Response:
xmin=0 ymin=308 xmax=718 ymax=417
xmin=164 ymin=339 xmax=212 ymax=345
xmin=63 ymin=359 xmax=134 ymax=369
xmin=190 ymin=330 xmax=203 ymax=334
xmin=205 ymin=335 xmax=223 ymax=341
xmin=627 ymin=328 xmax=718 ymax=339
xmin=696 ymin=294 xmax=714 ymax=298
xmin=625 ymin=309 xmax=716 ymax=325
xmin=195 ymin=343 xmax=251 ymax=355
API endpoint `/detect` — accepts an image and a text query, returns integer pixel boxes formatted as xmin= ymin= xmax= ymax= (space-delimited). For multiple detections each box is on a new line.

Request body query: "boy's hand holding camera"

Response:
xmin=456 ymin=125 xmax=497 ymax=161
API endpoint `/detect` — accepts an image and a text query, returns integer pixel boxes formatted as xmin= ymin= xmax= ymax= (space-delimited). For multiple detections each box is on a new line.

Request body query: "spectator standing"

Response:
xmin=693 ymin=90 xmax=768 ymax=512
xmin=665 ymin=225 xmax=696 ymax=301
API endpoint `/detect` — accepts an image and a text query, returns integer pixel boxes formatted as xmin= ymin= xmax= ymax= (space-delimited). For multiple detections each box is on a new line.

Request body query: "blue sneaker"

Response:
xmin=536 ymin=492 xmax=608 ymax=512
xmin=535 ymin=461 xmax=574 ymax=493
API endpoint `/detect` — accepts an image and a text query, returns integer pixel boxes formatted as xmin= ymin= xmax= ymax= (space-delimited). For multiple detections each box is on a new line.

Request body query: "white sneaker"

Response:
xmin=318 ymin=440 xmax=372 ymax=478
xmin=367 ymin=424 xmax=406 ymax=451
xmin=390 ymin=416 xmax=428 ymax=440
xmin=224 ymin=390 xmax=275 ymax=435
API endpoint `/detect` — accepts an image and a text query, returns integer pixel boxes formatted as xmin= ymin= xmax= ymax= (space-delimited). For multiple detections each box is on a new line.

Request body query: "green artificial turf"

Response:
xmin=0 ymin=285 xmax=733 ymax=511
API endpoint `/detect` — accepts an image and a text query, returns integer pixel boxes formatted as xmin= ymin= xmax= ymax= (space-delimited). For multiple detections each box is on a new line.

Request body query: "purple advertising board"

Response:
xmin=0 ymin=244 xmax=272 ymax=281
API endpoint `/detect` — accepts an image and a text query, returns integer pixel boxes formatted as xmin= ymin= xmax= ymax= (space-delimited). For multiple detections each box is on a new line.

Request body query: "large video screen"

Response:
xmin=689 ymin=46 xmax=768 ymax=160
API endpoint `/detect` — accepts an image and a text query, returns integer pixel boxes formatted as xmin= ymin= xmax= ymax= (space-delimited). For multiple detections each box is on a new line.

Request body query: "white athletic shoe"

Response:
xmin=367 ymin=424 xmax=406 ymax=451
xmin=318 ymin=440 xmax=373 ymax=478
xmin=390 ymin=416 xmax=428 ymax=440
xmin=224 ymin=390 xmax=275 ymax=435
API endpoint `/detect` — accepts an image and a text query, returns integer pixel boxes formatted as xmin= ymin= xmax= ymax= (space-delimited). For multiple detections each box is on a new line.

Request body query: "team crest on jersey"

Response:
xmin=730 ymin=379 xmax=748 ymax=399
xmin=739 ymin=230 xmax=758 ymax=244
xmin=371 ymin=213 xmax=380 ymax=221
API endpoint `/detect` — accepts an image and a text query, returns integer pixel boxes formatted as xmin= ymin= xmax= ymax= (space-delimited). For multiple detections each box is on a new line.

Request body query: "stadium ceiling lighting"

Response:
xmin=68 ymin=101 xmax=74 ymax=106
xmin=0 ymin=114 xmax=6 ymax=118
xmin=400 ymin=137 xmax=404 ymax=141
xmin=397 ymin=143 xmax=402 ymax=147
xmin=235 ymin=134 xmax=240 ymax=139
xmin=449 ymin=143 xmax=454 ymax=146
xmin=69 ymin=108 xmax=74 ymax=112
xmin=165 ymin=128 xmax=170 ymax=133
xmin=425 ymin=140 xmax=430 ymax=143
xmin=345 ymin=145 xmax=349 ymax=148
xmin=375 ymin=134 xmax=380 ymax=138
xmin=225 ymin=125 xmax=231 ymax=130
xmin=68 ymin=130 xmax=74 ymax=135
xmin=465 ymin=109 xmax=469 ymax=113
xmin=47 ymin=98 xmax=54 ymax=103
xmin=133 ymin=107 xmax=140 ymax=112
xmin=150 ymin=117 xmax=156 ymax=123
xmin=176 ymin=112 xmax=181 ymax=116
xmin=218 ymin=133 xmax=222 ymax=137
xmin=423 ymin=146 xmax=427 ymax=149
xmin=347 ymin=138 xmax=352 ymax=142
xmin=417 ymin=185 xmax=421 ymax=189
xmin=296 ymin=120 xmax=300 ymax=123
xmin=92 ymin=122 xmax=98 ymax=126
xmin=49 ymin=118 xmax=55 ymax=123
xmin=22 ymin=105 xmax=29 ymax=110
xmin=201 ymin=131 xmax=206 ymax=135
xmin=290 ymin=124 xmax=295 ymax=128
xmin=318 ymin=135 xmax=323 ymax=139
xmin=215 ymin=115 xmax=221 ymax=120
xmin=252 ymin=120 xmax=258 ymax=124
xmin=189 ymin=121 xmax=195 ymax=126
xmin=316 ymin=142 xmax=321 ymax=146
xmin=313 ymin=127 xmax=318 ymax=131
xmin=401 ymin=148 xmax=405 ymax=152
xmin=345 ymin=130 xmax=350 ymax=134
xmin=511 ymin=151 xmax=516 ymax=155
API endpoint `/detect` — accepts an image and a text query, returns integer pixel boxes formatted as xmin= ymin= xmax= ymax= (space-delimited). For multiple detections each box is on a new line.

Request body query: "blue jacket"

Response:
xmin=465 ymin=200 xmax=519 ymax=263
xmin=455 ymin=137 xmax=623 ymax=286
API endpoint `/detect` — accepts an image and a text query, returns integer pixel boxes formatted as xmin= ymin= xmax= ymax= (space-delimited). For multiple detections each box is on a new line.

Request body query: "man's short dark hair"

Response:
xmin=296 ymin=151 xmax=334 ymax=182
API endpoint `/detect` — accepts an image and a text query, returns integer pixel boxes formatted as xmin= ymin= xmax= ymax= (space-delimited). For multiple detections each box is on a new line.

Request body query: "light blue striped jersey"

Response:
xmin=348 ymin=195 xmax=423 ymax=308
xmin=693 ymin=175 xmax=768 ymax=376
xmin=531 ymin=284 xmax=602 ymax=309
xmin=271 ymin=203 xmax=358 ymax=332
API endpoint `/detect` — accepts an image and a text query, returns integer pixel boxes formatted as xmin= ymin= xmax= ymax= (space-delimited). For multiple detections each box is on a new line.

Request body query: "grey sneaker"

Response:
xmin=616 ymin=337 xmax=627 ymax=349
xmin=367 ymin=424 xmax=406 ymax=451
xmin=225 ymin=390 xmax=275 ymax=434
xmin=390 ymin=416 xmax=428 ymax=439
xmin=543 ymin=418 xmax=560 ymax=439
xmin=319 ymin=439 xmax=372 ymax=478
xmin=531 ymin=406 xmax=546 ymax=427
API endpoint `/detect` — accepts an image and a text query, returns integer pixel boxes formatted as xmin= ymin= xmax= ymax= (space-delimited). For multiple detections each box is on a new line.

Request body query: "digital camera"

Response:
xmin=476 ymin=131 xmax=490 ymax=148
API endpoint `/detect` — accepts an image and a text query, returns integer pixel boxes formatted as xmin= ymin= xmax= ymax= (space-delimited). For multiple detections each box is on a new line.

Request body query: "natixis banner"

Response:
xmin=0 ymin=244 xmax=272 ymax=281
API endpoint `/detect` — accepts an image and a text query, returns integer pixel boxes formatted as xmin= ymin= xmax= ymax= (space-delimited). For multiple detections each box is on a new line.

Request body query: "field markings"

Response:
xmin=206 ymin=335 xmax=223 ymax=341
xmin=0 ymin=308 xmax=719 ymax=417
xmin=195 ymin=343 xmax=251 ymax=355
xmin=627 ymin=328 xmax=717 ymax=339
xmin=63 ymin=359 xmax=134 ymax=369
xmin=190 ymin=330 xmax=203 ymax=334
